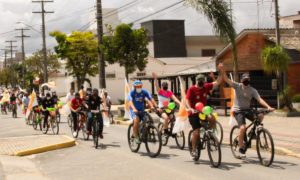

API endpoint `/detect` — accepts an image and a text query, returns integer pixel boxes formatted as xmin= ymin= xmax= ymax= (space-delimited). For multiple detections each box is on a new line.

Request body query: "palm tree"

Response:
xmin=185 ymin=0 xmax=238 ymax=80
xmin=261 ymin=45 xmax=294 ymax=111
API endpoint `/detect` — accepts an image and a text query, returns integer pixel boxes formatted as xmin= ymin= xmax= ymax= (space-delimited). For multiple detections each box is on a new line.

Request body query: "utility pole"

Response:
xmin=32 ymin=0 xmax=54 ymax=83
xmin=274 ymin=0 xmax=280 ymax=45
xmin=16 ymin=28 xmax=30 ymax=88
xmin=96 ymin=0 xmax=106 ymax=89
xmin=0 ymin=49 xmax=8 ymax=68
xmin=5 ymin=40 xmax=17 ymax=67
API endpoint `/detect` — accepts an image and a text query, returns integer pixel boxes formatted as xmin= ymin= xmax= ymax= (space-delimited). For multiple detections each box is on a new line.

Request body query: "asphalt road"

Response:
xmin=0 ymin=112 xmax=300 ymax=180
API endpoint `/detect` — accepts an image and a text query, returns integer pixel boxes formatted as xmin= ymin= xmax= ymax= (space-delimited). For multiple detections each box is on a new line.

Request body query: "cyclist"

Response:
xmin=41 ymin=93 xmax=55 ymax=129
xmin=70 ymin=92 xmax=88 ymax=137
xmin=152 ymin=72 xmax=181 ymax=136
xmin=186 ymin=68 xmax=222 ymax=158
xmin=52 ymin=91 xmax=59 ymax=104
xmin=220 ymin=64 xmax=275 ymax=157
xmin=66 ymin=89 xmax=75 ymax=103
xmin=128 ymin=80 xmax=157 ymax=144
xmin=10 ymin=92 xmax=17 ymax=115
xmin=22 ymin=92 xmax=30 ymax=115
xmin=86 ymin=88 xmax=105 ymax=139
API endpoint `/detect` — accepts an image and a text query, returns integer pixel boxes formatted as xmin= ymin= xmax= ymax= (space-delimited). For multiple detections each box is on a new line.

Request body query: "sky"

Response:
xmin=0 ymin=0 xmax=299 ymax=59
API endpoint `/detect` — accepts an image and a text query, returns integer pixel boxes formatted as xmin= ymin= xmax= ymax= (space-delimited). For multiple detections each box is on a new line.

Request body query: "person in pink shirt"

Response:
xmin=152 ymin=73 xmax=181 ymax=136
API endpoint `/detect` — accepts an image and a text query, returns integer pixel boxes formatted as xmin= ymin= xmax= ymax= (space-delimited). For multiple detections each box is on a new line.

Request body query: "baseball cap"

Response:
xmin=196 ymin=74 xmax=205 ymax=81
xmin=241 ymin=73 xmax=250 ymax=80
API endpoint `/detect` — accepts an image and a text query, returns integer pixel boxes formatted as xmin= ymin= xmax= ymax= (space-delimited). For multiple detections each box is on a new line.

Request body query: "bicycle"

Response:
xmin=127 ymin=111 xmax=162 ymax=158
xmin=188 ymin=110 xmax=222 ymax=167
xmin=41 ymin=107 xmax=59 ymax=135
xmin=11 ymin=102 xmax=17 ymax=118
xmin=230 ymin=109 xmax=274 ymax=167
xmin=32 ymin=106 xmax=42 ymax=131
xmin=71 ymin=108 xmax=88 ymax=139
xmin=85 ymin=110 xmax=104 ymax=149
xmin=157 ymin=107 xmax=185 ymax=150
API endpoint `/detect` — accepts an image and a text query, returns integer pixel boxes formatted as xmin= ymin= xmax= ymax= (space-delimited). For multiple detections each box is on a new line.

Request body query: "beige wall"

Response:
xmin=280 ymin=15 xmax=300 ymax=28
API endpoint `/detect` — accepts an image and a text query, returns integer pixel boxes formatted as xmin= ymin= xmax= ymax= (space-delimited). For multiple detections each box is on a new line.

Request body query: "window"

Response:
xmin=106 ymin=72 xmax=116 ymax=79
xmin=137 ymin=72 xmax=146 ymax=77
xmin=202 ymin=49 xmax=216 ymax=57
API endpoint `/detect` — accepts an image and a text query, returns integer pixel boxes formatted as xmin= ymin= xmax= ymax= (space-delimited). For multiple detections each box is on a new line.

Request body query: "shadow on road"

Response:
xmin=185 ymin=159 xmax=241 ymax=170
xmin=138 ymin=152 xmax=179 ymax=159
xmin=99 ymin=142 xmax=121 ymax=150
xmin=245 ymin=157 xmax=298 ymax=170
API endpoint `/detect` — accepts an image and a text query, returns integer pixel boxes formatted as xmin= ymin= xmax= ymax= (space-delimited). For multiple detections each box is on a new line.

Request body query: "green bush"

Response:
xmin=292 ymin=94 xmax=300 ymax=103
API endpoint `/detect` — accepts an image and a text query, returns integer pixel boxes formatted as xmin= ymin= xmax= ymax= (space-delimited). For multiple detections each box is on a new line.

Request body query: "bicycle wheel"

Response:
xmin=188 ymin=130 xmax=193 ymax=155
xmin=56 ymin=113 xmax=61 ymax=123
xmin=41 ymin=118 xmax=49 ymax=134
xmin=157 ymin=122 xmax=168 ymax=146
xmin=127 ymin=123 xmax=141 ymax=152
xmin=175 ymin=131 xmax=185 ymax=150
xmin=32 ymin=113 xmax=37 ymax=130
xmin=207 ymin=133 xmax=222 ymax=167
xmin=230 ymin=125 xmax=243 ymax=159
xmin=50 ymin=117 xmax=59 ymax=135
xmin=256 ymin=128 xmax=274 ymax=167
xmin=93 ymin=120 xmax=99 ymax=149
xmin=67 ymin=114 xmax=72 ymax=127
xmin=80 ymin=122 xmax=87 ymax=140
xmin=145 ymin=125 xmax=162 ymax=158
xmin=213 ymin=121 xmax=223 ymax=144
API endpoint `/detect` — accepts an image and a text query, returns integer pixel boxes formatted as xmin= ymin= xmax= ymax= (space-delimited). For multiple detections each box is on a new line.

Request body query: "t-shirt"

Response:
xmin=66 ymin=93 xmax=74 ymax=103
xmin=87 ymin=95 xmax=102 ymax=110
xmin=186 ymin=83 xmax=213 ymax=108
xmin=157 ymin=89 xmax=173 ymax=108
xmin=70 ymin=98 xmax=83 ymax=110
xmin=52 ymin=95 xmax=59 ymax=104
xmin=10 ymin=96 xmax=17 ymax=103
xmin=22 ymin=97 xmax=30 ymax=106
xmin=232 ymin=82 xmax=260 ymax=111
xmin=42 ymin=98 xmax=55 ymax=109
xmin=128 ymin=89 xmax=152 ymax=111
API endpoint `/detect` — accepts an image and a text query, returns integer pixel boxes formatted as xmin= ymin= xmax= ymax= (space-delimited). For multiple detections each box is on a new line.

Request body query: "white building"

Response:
xmin=280 ymin=11 xmax=300 ymax=28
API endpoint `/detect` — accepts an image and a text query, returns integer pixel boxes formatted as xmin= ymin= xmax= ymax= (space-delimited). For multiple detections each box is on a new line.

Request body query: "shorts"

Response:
xmin=129 ymin=109 xmax=146 ymax=121
xmin=156 ymin=108 xmax=173 ymax=118
xmin=188 ymin=114 xmax=201 ymax=130
xmin=233 ymin=111 xmax=255 ymax=127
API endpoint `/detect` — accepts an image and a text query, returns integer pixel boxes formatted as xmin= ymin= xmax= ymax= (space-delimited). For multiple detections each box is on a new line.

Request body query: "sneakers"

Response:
xmin=99 ymin=133 xmax=104 ymax=139
xmin=134 ymin=137 xmax=141 ymax=144
xmin=239 ymin=148 xmax=246 ymax=158
xmin=73 ymin=131 xmax=78 ymax=137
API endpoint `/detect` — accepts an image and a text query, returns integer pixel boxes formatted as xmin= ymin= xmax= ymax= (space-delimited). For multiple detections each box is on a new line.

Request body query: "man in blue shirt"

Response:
xmin=128 ymin=80 xmax=157 ymax=144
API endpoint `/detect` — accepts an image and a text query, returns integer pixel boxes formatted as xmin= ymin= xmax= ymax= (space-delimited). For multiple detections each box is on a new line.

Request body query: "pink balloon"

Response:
xmin=195 ymin=102 xmax=204 ymax=112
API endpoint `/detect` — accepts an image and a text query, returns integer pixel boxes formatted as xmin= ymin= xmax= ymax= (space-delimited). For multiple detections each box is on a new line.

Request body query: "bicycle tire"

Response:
xmin=127 ymin=123 xmax=140 ymax=152
xmin=56 ymin=113 xmax=61 ymax=123
xmin=67 ymin=114 xmax=72 ymax=127
xmin=230 ymin=125 xmax=241 ymax=159
xmin=207 ymin=133 xmax=222 ymax=167
xmin=41 ymin=118 xmax=49 ymax=134
xmin=188 ymin=130 xmax=193 ymax=156
xmin=256 ymin=128 xmax=274 ymax=167
xmin=214 ymin=121 xmax=224 ymax=144
xmin=145 ymin=125 xmax=162 ymax=158
xmin=175 ymin=131 xmax=185 ymax=150
xmin=157 ymin=122 xmax=168 ymax=146
xmin=93 ymin=120 xmax=99 ymax=149
xmin=51 ymin=117 xmax=59 ymax=135
xmin=32 ymin=113 xmax=37 ymax=130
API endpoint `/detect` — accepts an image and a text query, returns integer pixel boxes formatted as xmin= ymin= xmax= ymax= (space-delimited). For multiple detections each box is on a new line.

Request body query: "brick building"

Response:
xmin=216 ymin=29 xmax=300 ymax=106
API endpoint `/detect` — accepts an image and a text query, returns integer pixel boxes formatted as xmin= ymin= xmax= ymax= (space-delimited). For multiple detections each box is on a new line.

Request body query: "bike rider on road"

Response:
xmin=186 ymin=65 xmax=223 ymax=158
xmin=152 ymin=72 xmax=181 ymax=136
xmin=128 ymin=80 xmax=157 ymax=144
xmin=41 ymin=93 xmax=55 ymax=129
xmin=220 ymin=64 xmax=275 ymax=158
xmin=70 ymin=92 xmax=88 ymax=137
xmin=86 ymin=88 xmax=104 ymax=139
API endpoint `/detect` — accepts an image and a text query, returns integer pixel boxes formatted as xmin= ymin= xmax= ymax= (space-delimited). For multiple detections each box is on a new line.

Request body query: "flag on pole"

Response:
xmin=172 ymin=77 xmax=190 ymax=133
xmin=26 ymin=90 xmax=38 ymax=119
xmin=124 ymin=79 xmax=131 ymax=120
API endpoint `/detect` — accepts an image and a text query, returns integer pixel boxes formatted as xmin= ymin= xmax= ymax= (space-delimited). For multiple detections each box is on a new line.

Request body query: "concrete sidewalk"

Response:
xmin=0 ymin=135 xmax=76 ymax=156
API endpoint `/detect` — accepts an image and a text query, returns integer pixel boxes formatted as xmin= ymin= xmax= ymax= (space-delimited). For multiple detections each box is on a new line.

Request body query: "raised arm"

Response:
xmin=171 ymin=94 xmax=181 ymax=105
xmin=152 ymin=72 xmax=160 ymax=93
xmin=218 ymin=63 xmax=234 ymax=87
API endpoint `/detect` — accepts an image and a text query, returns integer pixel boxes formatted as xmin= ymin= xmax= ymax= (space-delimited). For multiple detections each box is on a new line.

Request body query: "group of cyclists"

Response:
xmin=0 ymin=63 xmax=276 ymax=167
xmin=127 ymin=63 xmax=275 ymax=163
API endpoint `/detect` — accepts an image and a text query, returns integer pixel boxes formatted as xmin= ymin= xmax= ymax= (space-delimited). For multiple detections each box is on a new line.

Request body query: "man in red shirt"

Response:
xmin=70 ymin=92 xmax=88 ymax=137
xmin=186 ymin=69 xmax=222 ymax=158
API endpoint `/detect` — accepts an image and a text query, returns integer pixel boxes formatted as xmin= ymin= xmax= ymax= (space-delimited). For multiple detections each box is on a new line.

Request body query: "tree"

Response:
xmin=102 ymin=23 xmax=149 ymax=80
xmin=25 ymin=49 xmax=61 ymax=84
xmin=185 ymin=0 xmax=238 ymax=80
xmin=261 ymin=45 xmax=294 ymax=111
xmin=50 ymin=31 xmax=98 ymax=90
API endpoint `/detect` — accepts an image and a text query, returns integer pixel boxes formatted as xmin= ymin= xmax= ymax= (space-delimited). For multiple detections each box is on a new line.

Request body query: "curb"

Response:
xmin=222 ymin=141 xmax=300 ymax=159
xmin=14 ymin=135 xmax=76 ymax=156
